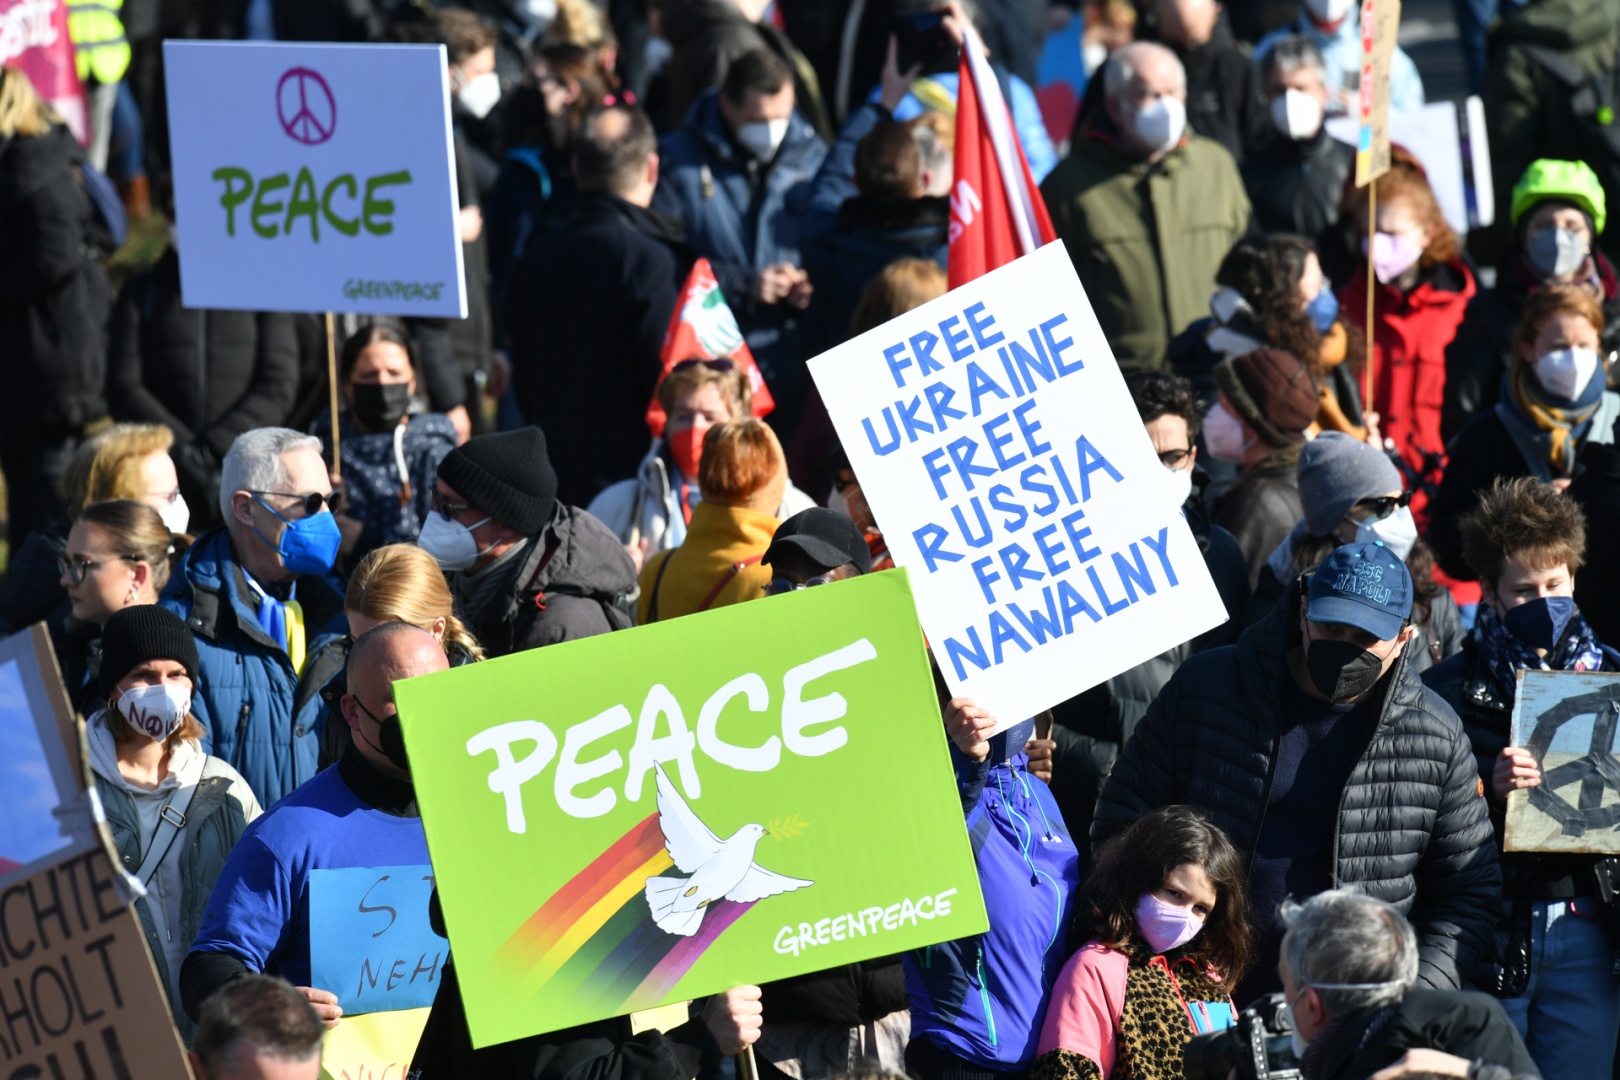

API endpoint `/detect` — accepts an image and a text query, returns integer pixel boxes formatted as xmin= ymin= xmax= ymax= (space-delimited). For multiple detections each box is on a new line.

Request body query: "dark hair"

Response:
xmin=1214 ymin=235 xmax=1325 ymax=376
xmin=339 ymin=324 xmax=417 ymax=385
xmin=1075 ymin=806 xmax=1250 ymax=984
xmin=432 ymin=9 xmax=498 ymax=66
xmin=722 ymin=49 xmax=792 ymax=105
xmin=192 ymin=975 xmax=324 ymax=1075
xmin=573 ymin=104 xmax=656 ymax=194
xmin=539 ymin=43 xmax=614 ymax=135
xmin=855 ymin=121 xmax=922 ymax=200
xmin=1460 ymin=475 xmax=1587 ymax=586
xmin=1125 ymin=370 xmax=1202 ymax=441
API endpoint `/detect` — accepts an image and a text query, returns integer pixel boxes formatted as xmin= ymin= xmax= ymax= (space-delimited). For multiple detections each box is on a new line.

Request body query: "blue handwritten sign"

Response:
xmin=310 ymin=865 xmax=448 ymax=1013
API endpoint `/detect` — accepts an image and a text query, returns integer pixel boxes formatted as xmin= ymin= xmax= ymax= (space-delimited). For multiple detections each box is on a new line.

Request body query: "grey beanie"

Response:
xmin=1297 ymin=432 xmax=1403 ymax=536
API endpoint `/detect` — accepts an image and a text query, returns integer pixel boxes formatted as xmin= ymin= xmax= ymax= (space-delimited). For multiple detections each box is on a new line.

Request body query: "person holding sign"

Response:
xmin=180 ymin=623 xmax=448 ymax=1030
xmin=86 ymin=605 xmax=261 ymax=1033
xmin=159 ymin=428 xmax=350 ymax=807
xmin=1423 ymin=478 xmax=1620 ymax=1080
xmin=420 ymin=426 xmax=636 ymax=656
xmin=1093 ymin=542 xmax=1500 ymax=1003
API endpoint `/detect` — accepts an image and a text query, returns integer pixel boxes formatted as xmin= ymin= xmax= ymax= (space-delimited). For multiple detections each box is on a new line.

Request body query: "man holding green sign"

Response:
xmin=395 ymin=561 xmax=989 ymax=1062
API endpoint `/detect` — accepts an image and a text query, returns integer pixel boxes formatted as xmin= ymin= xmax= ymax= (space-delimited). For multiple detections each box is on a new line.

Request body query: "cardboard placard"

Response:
xmin=1505 ymin=669 xmax=1620 ymax=854
xmin=164 ymin=41 xmax=466 ymax=317
xmin=318 ymin=1007 xmax=431 ymax=1080
xmin=309 ymin=865 xmax=449 ymax=1013
xmin=1355 ymin=0 xmax=1402 ymax=187
xmin=0 ymin=625 xmax=193 ymax=1078
xmin=395 ymin=571 xmax=988 ymax=1048
xmin=807 ymin=243 xmax=1228 ymax=729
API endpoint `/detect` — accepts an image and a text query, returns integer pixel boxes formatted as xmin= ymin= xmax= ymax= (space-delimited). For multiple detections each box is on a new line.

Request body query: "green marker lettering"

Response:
xmin=251 ymin=173 xmax=290 ymax=239
xmin=284 ymin=167 xmax=321 ymax=242
xmin=362 ymin=170 xmax=412 ymax=236
xmin=322 ymin=174 xmax=360 ymax=237
xmin=212 ymin=167 xmax=253 ymax=236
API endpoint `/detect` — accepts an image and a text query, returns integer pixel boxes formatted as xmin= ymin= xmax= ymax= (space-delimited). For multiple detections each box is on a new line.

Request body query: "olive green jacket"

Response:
xmin=1040 ymin=131 xmax=1252 ymax=372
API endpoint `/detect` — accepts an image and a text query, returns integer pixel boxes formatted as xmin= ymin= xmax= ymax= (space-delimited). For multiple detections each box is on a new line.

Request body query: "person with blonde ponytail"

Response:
xmin=319 ymin=544 xmax=484 ymax=766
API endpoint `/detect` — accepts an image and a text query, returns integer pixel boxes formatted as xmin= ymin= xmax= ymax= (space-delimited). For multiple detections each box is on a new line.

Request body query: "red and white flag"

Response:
xmin=0 ymin=0 xmax=89 ymax=145
xmin=948 ymin=32 xmax=1055 ymax=288
xmin=645 ymin=258 xmax=776 ymax=437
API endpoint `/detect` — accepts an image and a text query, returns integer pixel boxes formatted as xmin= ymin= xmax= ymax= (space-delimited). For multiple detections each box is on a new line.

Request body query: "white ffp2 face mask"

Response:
xmin=1304 ymin=0 xmax=1355 ymax=23
xmin=1354 ymin=505 xmax=1418 ymax=561
xmin=1165 ymin=464 xmax=1195 ymax=509
xmin=417 ymin=511 xmax=493 ymax=572
xmin=1270 ymin=88 xmax=1324 ymax=140
xmin=159 ymin=493 xmax=190 ymax=537
xmin=119 ymin=682 xmax=192 ymax=742
xmin=1533 ymin=346 xmax=1602 ymax=401
xmin=735 ymin=118 xmax=789 ymax=160
xmin=1203 ymin=400 xmax=1250 ymax=463
xmin=456 ymin=70 xmax=502 ymax=119
xmin=1128 ymin=96 xmax=1187 ymax=157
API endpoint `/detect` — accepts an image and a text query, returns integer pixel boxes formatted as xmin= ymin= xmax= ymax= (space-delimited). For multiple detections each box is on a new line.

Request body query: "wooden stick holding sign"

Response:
xmin=326 ymin=312 xmax=342 ymax=478
xmin=1356 ymin=0 xmax=1401 ymax=418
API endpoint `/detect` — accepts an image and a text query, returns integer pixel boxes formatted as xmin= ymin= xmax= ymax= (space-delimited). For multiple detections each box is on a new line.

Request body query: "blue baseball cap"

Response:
xmin=1306 ymin=542 xmax=1413 ymax=642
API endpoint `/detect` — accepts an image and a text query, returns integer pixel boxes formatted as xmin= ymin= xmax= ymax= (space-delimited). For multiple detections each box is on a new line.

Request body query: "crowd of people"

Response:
xmin=6 ymin=0 xmax=1620 ymax=1075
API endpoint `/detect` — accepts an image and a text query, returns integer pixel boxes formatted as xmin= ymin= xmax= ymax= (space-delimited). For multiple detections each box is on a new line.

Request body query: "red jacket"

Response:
xmin=1340 ymin=259 xmax=1476 ymax=520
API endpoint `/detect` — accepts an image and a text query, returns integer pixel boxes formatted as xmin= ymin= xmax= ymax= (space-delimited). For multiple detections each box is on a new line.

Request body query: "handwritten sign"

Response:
xmin=164 ymin=41 xmax=466 ymax=317
xmin=318 ymin=1007 xmax=430 ymax=1080
xmin=807 ymin=243 xmax=1228 ymax=728
xmin=1355 ymin=0 xmax=1402 ymax=186
xmin=396 ymin=570 xmax=989 ymax=1048
xmin=1506 ymin=670 xmax=1620 ymax=854
xmin=310 ymin=865 xmax=448 ymax=1013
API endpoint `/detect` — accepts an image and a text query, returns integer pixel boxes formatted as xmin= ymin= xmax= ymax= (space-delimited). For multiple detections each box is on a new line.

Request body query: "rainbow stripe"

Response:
xmin=492 ymin=814 xmax=757 ymax=1015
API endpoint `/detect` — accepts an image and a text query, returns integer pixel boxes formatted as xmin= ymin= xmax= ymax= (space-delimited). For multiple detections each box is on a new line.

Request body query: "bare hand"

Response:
xmin=945 ymin=697 xmax=997 ymax=761
xmin=1368 ymin=1048 xmax=1473 ymax=1079
xmin=1492 ymin=746 xmax=1541 ymax=802
xmin=1362 ymin=410 xmax=1383 ymax=448
xmin=459 ymin=205 xmax=484 ymax=244
xmin=445 ymin=404 xmax=472 ymax=445
xmin=786 ymin=272 xmax=813 ymax=310
xmin=1551 ymin=477 xmax=1573 ymax=492
xmin=486 ymin=350 xmax=512 ymax=399
xmin=701 ymin=985 xmax=763 ymax=1055
xmin=296 ymin=986 xmax=343 ymax=1028
xmin=1024 ymin=737 xmax=1055 ymax=784
xmin=752 ymin=263 xmax=799 ymax=305
xmin=880 ymin=35 xmax=923 ymax=112
xmin=942 ymin=1 xmax=985 ymax=54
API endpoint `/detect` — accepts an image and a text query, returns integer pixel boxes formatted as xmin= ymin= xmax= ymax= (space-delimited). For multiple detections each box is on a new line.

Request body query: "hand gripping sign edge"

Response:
xmin=277 ymin=66 xmax=337 ymax=146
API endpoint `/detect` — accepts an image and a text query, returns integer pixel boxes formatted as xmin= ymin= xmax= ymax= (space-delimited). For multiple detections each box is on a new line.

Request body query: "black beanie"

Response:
xmin=436 ymin=426 xmax=560 ymax=535
xmin=99 ymin=605 xmax=201 ymax=699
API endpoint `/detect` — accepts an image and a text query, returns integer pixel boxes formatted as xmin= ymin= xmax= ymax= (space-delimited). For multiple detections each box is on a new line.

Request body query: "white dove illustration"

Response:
xmin=644 ymin=762 xmax=813 ymax=937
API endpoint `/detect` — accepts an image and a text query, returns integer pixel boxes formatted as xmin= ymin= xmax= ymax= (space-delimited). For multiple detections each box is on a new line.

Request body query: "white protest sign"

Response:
xmin=808 ymin=243 xmax=1228 ymax=727
xmin=165 ymin=41 xmax=466 ymax=317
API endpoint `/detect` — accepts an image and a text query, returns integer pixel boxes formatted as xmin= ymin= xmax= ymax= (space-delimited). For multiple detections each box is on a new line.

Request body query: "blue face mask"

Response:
xmin=251 ymin=495 xmax=341 ymax=576
xmin=1306 ymin=288 xmax=1339 ymax=333
xmin=1502 ymin=595 xmax=1576 ymax=653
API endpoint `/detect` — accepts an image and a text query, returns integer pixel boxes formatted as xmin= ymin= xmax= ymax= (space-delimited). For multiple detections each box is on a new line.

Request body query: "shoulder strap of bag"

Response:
xmin=698 ymin=555 xmax=764 ymax=613
xmin=646 ymin=550 xmax=675 ymax=623
xmin=134 ymin=750 xmax=205 ymax=888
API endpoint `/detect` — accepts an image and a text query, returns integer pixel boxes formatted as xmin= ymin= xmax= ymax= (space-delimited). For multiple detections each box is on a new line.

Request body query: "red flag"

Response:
xmin=0 ymin=0 xmax=89 ymax=145
xmin=645 ymin=258 xmax=777 ymax=438
xmin=948 ymin=33 xmax=1055 ymax=288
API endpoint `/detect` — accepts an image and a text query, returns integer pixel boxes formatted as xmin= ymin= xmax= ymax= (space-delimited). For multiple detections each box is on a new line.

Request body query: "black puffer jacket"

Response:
xmin=457 ymin=505 xmax=638 ymax=659
xmin=1312 ymin=989 xmax=1538 ymax=1080
xmin=1093 ymin=575 xmax=1501 ymax=991
xmin=0 ymin=124 xmax=108 ymax=437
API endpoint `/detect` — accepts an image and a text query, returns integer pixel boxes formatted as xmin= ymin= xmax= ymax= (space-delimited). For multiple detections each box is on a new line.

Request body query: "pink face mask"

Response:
xmin=1135 ymin=892 xmax=1203 ymax=954
xmin=1366 ymin=231 xmax=1425 ymax=284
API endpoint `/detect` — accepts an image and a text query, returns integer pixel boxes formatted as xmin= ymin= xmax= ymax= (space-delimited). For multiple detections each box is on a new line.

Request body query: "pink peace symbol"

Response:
xmin=277 ymin=67 xmax=337 ymax=146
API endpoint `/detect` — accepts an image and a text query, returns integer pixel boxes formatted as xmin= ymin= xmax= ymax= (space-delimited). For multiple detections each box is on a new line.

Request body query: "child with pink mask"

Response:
xmin=1032 ymin=807 xmax=1250 ymax=1080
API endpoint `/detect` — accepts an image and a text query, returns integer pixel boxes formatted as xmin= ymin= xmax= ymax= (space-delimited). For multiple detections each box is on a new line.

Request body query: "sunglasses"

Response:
xmin=432 ymin=491 xmax=476 ymax=517
xmin=58 ymin=553 xmax=140 ymax=584
xmin=1354 ymin=491 xmax=1414 ymax=521
xmin=763 ymin=576 xmax=835 ymax=596
xmin=670 ymin=358 xmax=736 ymax=374
xmin=250 ymin=490 xmax=341 ymax=516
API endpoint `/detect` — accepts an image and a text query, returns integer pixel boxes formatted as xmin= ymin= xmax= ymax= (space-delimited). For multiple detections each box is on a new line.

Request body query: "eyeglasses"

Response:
xmin=763 ymin=576 xmax=835 ymax=596
xmin=149 ymin=487 xmax=182 ymax=505
xmin=1157 ymin=448 xmax=1193 ymax=469
xmin=249 ymin=490 xmax=341 ymax=516
xmin=432 ymin=491 xmax=476 ymax=517
xmin=1354 ymin=491 xmax=1414 ymax=521
xmin=58 ymin=554 xmax=139 ymax=584
xmin=670 ymin=358 xmax=736 ymax=375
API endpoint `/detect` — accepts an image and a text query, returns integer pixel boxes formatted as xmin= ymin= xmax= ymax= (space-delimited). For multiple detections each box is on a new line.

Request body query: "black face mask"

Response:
xmin=1304 ymin=634 xmax=1390 ymax=703
xmin=351 ymin=382 xmax=411 ymax=431
xmin=355 ymin=696 xmax=411 ymax=772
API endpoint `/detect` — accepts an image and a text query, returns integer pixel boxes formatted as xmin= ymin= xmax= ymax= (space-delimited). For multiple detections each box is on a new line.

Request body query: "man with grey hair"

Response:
xmin=1241 ymin=34 xmax=1356 ymax=262
xmin=160 ymin=426 xmax=349 ymax=805
xmin=1280 ymin=890 xmax=1536 ymax=1080
xmin=189 ymin=975 xmax=324 ymax=1080
xmin=1041 ymin=41 xmax=1252 ymax=371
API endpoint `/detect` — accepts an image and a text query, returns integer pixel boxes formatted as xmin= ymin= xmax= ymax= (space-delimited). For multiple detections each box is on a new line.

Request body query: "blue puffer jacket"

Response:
xmin=905 ymin=719 xmax=1080 ymax=1071
xmin=650 ymin=91 xmax=827 ymax=394
xmin=159 ymin=528 xmax=349 ymax=807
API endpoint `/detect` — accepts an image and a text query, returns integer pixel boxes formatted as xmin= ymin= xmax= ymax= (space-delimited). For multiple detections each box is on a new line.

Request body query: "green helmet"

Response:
xmin=1512 ymin=159 xmax=1607 ymax=235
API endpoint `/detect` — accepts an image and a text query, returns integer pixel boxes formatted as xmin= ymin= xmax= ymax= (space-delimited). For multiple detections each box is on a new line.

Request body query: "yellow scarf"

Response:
xmin=1509 ymin=361 xmax=1600 ymax=475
